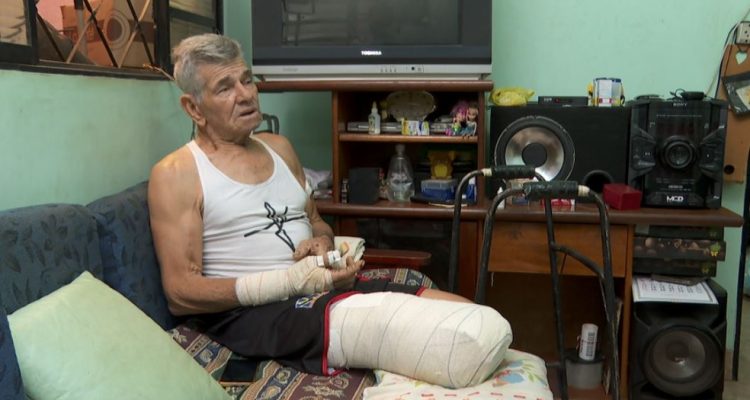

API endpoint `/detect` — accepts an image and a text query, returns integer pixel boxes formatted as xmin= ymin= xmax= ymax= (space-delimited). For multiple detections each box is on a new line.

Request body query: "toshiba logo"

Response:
xmin=361 ymin=50 xmax=382 ymax=56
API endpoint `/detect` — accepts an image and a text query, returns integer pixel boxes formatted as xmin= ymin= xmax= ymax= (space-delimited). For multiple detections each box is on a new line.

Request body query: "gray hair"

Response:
xmin=172 ymin=34 xmax=244 ymax=99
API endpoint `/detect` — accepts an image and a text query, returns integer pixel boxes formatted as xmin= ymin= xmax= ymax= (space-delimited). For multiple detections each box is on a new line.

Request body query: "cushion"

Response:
xmin=0 ymin=204 xmax=104 ymax=314
xmin=358 ymin=267 xmax=435 ymax=288
xmin=0 ymin=307 xmax=24 ymax=400
xmin=87 ymin=181 xmax=177 ymax=330
xmin=7 ymin=271 xmax=230 ymax=400
xmin=362 ymin=349 xmax=553 ymax=400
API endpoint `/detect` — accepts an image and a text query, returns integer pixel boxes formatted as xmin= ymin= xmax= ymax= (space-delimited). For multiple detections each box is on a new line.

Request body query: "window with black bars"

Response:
xmin=0 ymin=0 xmax=222 ymax=77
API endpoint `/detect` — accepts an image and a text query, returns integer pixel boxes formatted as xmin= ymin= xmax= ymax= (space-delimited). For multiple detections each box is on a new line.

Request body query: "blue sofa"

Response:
xmin=0 ymin=182 xmax=435 ymax=399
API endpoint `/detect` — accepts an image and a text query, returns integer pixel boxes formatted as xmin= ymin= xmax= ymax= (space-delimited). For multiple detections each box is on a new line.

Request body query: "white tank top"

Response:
xmin=187 ymin=138 xmax=312 ymax=278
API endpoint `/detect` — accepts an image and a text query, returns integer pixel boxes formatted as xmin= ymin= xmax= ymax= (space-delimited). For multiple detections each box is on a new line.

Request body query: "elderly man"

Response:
xmin=148 ymin=33 xmax=511 ymax=388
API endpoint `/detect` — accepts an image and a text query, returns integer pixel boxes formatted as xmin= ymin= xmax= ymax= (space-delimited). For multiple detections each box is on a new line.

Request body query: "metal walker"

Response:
xmin=448 ymin=170 xmax=621 ymax=400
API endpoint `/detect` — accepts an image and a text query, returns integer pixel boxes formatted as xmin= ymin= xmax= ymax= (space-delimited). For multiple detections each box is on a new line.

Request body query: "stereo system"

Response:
xmin=627 ymin=98 xmax=727 ymax=208
xmin=489 ymin=105 xmax=631 ymax=197
xmin=629 ymin=279 xmax=726 ymax=399
xmin=488 ymin=98 xmax=728 ymax=209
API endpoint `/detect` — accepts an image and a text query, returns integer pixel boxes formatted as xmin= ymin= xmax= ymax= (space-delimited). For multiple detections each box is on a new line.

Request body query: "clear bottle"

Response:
xmin=386 ymin=144 xmax=414 ymax=202
xmin=368 ymin=101 xmax=381 ymax=134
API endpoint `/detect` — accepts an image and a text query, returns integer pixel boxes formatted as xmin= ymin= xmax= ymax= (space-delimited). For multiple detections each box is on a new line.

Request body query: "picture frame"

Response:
xmin=722 ymin=70 xmax=750 ymax=115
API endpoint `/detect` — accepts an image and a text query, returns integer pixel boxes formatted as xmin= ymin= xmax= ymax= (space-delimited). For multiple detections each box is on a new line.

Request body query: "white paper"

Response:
xmin=632 ymin=276 xmax=717 ymax=304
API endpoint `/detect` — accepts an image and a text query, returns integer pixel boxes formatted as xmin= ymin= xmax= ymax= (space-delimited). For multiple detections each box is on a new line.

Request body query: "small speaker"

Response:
xmin=488 ymin=105 xmax=630 ymax=198
xmin=629 ymin=279 xmax=726 ymax=400
xmin=347 ymin=167 xmax=380 ymax=204
xmin=627 ymin=98 xmax=727 ymax=209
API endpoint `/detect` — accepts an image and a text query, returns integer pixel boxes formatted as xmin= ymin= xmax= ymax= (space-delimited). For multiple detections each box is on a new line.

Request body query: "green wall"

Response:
xmin=0 ymin=70 xmax=191 ymax=210
xmin=228 ymin=0 xmax=750 ymax=349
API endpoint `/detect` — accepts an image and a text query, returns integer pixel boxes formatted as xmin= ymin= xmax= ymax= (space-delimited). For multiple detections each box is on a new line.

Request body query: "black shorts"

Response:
xmin=193 ymin=278 xmax=424 ymax=376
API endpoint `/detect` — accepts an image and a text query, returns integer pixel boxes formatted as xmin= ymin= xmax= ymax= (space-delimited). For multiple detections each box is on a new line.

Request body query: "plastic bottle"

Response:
xmin=368 ymin=101 xmax=381 ymax=134
xmin=386 ymin=144 xmax=414 ymax=202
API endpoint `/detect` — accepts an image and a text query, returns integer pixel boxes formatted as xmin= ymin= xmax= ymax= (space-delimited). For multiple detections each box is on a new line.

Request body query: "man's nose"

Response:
xmin=235 ymin=81 xmax=256 ymax=101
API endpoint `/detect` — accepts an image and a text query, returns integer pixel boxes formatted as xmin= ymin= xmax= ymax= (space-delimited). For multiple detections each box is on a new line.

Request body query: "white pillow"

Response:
xmin=7 ymin=271 xmax=230 ymax=400
xmin=363 ymin=349 xmax=553 ymax=400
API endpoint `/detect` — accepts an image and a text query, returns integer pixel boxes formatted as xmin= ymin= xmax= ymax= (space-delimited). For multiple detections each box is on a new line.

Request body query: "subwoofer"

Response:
xmin=627 ymin=98 xmax=727 ymax=209
xmin=629 ymin=279 xmax=726 ymax=400
xmin=488 ymin=105 xmax=630 ymax=198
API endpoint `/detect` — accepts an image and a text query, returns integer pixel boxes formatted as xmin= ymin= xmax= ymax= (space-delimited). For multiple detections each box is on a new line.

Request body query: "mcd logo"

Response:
xmin=665 ymin=195 xmax=685 ymax=203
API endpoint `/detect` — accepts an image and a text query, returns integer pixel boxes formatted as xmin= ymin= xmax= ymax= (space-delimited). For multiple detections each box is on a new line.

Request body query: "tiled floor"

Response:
xmin=724 ymin=297 xmax=750 ymax=400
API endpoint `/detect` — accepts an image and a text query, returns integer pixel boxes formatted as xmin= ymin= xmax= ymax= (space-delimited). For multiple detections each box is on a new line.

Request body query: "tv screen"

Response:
xmin=251 ymin=0 xmax=492 ymax=80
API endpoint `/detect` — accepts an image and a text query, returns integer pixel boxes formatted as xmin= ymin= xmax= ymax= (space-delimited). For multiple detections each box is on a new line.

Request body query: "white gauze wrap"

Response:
xmin=327 ymin=292 xmax=512 ymax=389
xmin=235 ymin=256 xmax=333 ymax=306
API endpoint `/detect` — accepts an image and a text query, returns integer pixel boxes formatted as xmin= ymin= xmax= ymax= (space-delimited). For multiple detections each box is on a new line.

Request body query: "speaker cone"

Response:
xmin=493 ymin=115 xmax=575 ymax=181
xmin=660 ymin=136 xmax=697 ymax=170
xmin=641 ymin=324 xmax=722 ymax=397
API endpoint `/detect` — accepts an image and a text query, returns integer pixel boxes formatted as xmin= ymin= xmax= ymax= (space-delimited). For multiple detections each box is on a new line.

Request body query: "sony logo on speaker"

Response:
xmin=665 ymin=195 xmax=685 ymax=203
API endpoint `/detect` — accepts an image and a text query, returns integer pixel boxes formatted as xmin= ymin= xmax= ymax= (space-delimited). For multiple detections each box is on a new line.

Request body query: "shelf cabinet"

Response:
xmin=332 ymin=82 xmax=492 ymax=203
xmin=258 ymin=80 xmax=493 ymax=204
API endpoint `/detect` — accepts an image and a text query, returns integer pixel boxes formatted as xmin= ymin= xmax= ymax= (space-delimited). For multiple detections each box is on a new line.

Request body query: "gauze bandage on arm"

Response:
xmin=235 ymin=256 xmax=333 ymax=306
xmin=327 ymin=293 xmax=512 ymax=388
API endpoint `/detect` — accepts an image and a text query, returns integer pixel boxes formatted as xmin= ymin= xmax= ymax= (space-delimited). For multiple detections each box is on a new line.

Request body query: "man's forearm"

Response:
xmin=311 ymin=219 xmax=334 ymax=243
xmin=235 ymin=255 xmax=333 ymax=306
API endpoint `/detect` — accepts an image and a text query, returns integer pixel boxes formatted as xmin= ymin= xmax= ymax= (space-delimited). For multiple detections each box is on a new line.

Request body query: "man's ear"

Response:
xmin=180 ymin=94 xmax=206 ymax=128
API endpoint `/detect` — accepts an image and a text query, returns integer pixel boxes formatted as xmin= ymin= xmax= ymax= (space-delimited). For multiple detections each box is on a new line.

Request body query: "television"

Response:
xmin=251 ymin=0 xmax=492 ymax=80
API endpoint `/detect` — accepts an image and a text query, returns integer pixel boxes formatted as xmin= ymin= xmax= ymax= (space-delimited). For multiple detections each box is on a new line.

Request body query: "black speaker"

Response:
xmin=629 ymin=279 xmax=727 ymax=400
xmin=488 ymin=105 xmax=630 ymax=198
xmin=347 ymin=167 xmax=380 ymax=204
xmin=627 ymin=98 xmax=727 ymax=209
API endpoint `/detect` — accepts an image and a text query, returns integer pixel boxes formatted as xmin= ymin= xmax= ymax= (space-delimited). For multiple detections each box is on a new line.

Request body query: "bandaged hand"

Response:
xmin=293 ymin=235 xmax=334 ymax=260
xmin=330 ymin=255 xmax=364 ymax=290
xmin=235 ymin=255 xmax=334 ymax=306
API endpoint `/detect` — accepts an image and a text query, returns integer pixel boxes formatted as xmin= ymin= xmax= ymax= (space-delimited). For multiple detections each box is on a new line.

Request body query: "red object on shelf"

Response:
xmin=603 ymin=183 xmax=642 ymax=210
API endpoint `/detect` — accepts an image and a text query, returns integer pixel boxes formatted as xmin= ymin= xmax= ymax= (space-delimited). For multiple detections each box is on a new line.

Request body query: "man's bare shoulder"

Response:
xmin=254 ymin=133 xmax=299 ymax=166
xmin=151 ymin=145 xmax=196 ymax=182
xmin=149 ymin=145 xmax=201 ymax=207
xmin=254 ymin=132 xmax=293 ymax=155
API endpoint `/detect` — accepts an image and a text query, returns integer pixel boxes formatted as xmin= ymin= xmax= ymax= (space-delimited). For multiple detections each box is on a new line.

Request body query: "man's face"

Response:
xmin=193 ymin=59 xmax=261 ymax=140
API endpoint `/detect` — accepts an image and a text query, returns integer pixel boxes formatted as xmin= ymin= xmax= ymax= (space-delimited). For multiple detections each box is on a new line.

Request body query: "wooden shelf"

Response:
xmin=338 ymin=133 xmax=478 ymax=143
xmin=256 ymin=79 xmax=494 ymax=92
xmin=493 ymin=203 xmax=744 ymax=227
xmin=316 ymin=198 xmax=486 ymax=219
xmin=317 ymin=199 xmax=744 ymax=227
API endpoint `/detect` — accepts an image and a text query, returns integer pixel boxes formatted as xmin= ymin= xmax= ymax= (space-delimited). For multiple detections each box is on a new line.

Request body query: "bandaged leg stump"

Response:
xmin=327 ymin=292 xmax=512 ymax=388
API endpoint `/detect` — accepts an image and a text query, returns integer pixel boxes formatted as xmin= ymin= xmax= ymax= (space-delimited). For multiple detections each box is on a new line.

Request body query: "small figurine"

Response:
xmin=428 ymin=150 xmax=456 ymax=179
xmin=464 ymin=102 xmax=479 ymax=136
xmin=446 ymin=101 xmax=468 ymax=136
xmin=445 ymin=101 xmax=478 ymax=136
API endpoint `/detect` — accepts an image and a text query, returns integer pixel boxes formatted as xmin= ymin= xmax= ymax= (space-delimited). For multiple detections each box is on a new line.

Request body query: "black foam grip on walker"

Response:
xmin=523 ymin=181 xmax=580 ymax=200
xmin=490 ymin=165 xmax=537 ymax=180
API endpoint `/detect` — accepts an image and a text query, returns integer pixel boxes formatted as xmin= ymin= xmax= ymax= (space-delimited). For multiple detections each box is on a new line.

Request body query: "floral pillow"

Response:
xmin=363 ymin=349 xmax=553 ymax=400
